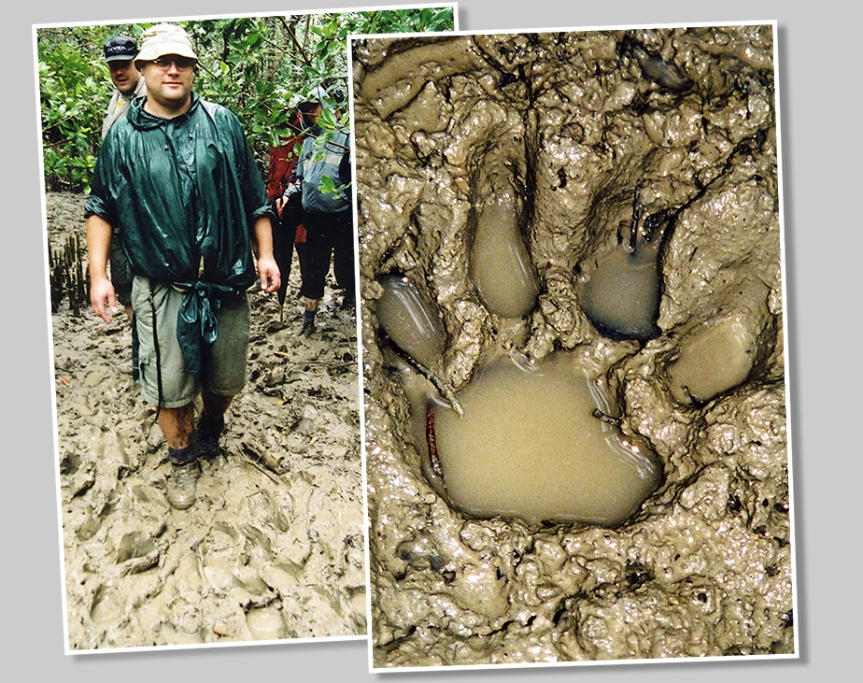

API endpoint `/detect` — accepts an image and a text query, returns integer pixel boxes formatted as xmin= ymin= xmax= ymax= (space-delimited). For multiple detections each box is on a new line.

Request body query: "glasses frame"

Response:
xmin=150 ymin=55 xmax=196 ymax=70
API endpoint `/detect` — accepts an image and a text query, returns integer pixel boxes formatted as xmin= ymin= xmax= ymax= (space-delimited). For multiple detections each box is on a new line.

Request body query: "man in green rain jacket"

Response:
xmin=85 ymin=24 xmax=280 ymax=510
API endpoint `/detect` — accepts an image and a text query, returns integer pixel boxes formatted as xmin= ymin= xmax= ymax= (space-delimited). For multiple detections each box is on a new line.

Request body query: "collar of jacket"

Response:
xmin=127 ymin=91 xmax=201 ymax=130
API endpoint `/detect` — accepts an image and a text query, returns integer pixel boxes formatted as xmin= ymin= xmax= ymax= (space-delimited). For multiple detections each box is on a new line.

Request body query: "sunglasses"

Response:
xmin=150 ymin=56 xmax=196 ymax=70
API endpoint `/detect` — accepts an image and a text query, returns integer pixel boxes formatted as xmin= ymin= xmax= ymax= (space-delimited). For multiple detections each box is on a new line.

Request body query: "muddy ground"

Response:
xmin=353 ymin=26 xmax=793 ymax=667
xmin=47 ymin=191 xmax=366 ymax=650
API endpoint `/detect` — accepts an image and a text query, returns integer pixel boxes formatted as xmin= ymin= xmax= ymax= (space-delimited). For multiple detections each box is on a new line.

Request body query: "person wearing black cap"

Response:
xmin=101 ymin=35 xmax=146 ymax=139
xmin=101 ymin=35 xmax=147 ymax=381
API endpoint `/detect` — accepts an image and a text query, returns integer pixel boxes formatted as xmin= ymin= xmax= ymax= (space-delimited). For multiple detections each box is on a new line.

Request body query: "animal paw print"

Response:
xmin=373 ymin=170 xmax=665 ymax=528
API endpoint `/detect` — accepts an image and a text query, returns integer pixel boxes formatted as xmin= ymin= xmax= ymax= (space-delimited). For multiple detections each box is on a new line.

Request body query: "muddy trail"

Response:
xmin=46 ymin=192 xmax=366 ymax=649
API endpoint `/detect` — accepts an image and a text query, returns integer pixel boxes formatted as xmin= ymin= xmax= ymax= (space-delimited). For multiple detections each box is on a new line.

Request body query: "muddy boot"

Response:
xmin=166 ymin=445 xmax=198 ymax=510
xmin=196 ymin=413 xmax=225 ymax=460
xmin=300 ymin=309 xmax=316 ymax=337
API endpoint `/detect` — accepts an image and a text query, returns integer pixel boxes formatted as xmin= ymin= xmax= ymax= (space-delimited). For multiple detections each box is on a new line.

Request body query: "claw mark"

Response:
xmin=401 ymin=352 xmax=464 ymax=417
xmin=592 ymin=408 xmax=622 ymax=427
xmin=426 ymin=404 xmax=443 ymax=477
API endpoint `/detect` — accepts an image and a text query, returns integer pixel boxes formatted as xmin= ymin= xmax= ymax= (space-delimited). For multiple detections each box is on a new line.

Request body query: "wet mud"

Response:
xmin=353 ymin=26 xmax=792 ymax=666
xmin=48 ymin=192 xmax=366 ymax=649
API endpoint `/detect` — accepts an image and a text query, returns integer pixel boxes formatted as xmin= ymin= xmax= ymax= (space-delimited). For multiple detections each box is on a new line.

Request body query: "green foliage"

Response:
xmin=36 ymin=7 xmax=455 ymax=193
xmin=317 ymin=173 xmax=352 ymax=199
xmin=38 ymin=31 xmax=113 ymax=192
xmin=352 ymin=6 xmax=456 ymax=34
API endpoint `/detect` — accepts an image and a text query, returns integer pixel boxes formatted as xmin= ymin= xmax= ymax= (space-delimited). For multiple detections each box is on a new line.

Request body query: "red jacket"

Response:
xmin=266 ymin=112 xmax=304 ymax=201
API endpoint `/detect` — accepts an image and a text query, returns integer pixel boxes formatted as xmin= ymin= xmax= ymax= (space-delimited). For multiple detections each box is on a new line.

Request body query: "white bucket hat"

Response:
xmin=135 ymin=24 xmax=197 ymax=63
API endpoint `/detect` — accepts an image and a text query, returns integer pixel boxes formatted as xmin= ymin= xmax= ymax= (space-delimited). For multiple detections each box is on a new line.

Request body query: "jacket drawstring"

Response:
xmin=148 ymin=279 xmax=164 ymax=423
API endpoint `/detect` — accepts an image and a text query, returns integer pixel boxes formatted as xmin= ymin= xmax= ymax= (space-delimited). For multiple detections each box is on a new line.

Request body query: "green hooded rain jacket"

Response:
xmin=85 ymin=93 xmax=273 ymax=375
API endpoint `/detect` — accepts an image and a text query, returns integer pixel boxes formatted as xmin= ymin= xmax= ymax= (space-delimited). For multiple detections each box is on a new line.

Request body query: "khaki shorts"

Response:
xmin=131 ymin=277 xmax=250 ymax=408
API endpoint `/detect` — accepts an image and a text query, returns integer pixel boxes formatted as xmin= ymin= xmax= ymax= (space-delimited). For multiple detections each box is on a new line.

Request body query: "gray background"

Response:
xmin=10 ymin=0 xmax=855 ymax=680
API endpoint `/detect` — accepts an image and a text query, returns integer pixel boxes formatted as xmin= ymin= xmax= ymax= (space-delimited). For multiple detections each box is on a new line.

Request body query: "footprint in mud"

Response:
xmin=356 ymin=27 xmax=789 ymax=667
xmin=373 ymin=163 xmax=672 ymax=528
xmin=574 ymin=192 xmax=675 ymax=343
xmin=468 ymin=166 xmax=540 ymax=320
xmin=246 ymin=604 xmax=286 ymax=640
xmin=90 ymin=584 xmax=123 ymax=625
xmin=372 ymin=139 xmax=777 ymax=530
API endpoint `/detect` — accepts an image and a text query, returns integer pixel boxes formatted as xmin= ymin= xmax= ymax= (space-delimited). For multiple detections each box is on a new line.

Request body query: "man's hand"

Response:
xmin=257 ymin=256 xmax=281 ymax=294
xmin=276 ymin=189 xmax=297 ymax=218
xmin=252 ymin=215 xmax=280 ymax=294
xmin=86 ymin=213 xmax=117 ymax=323
xmin=90 ymin=276 xmax=117 ymax=322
